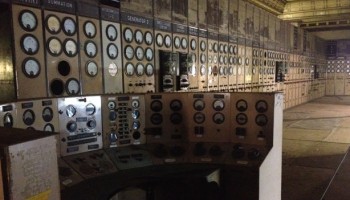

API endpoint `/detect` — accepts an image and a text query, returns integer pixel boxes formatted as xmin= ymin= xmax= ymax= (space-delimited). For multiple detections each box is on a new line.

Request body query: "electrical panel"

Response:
xmin=58 ymin=96 xmax=102 ymax=156
xmin=106 ymin=146 xmax=153 ymax=170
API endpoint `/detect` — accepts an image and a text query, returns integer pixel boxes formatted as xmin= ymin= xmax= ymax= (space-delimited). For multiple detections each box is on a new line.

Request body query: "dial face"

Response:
xmin=107 ymin=43 xmax=118 ymax=59
xmin=135 ymin=30 xmax=143 ymax=44
xmin=66 ymin=78 xmax=80 ymax=95
xmin=229 ymin=45 xmax=234 ymax=54
xmin=224 ymin=44 xmax=228 ymax=53
xmin=135 ymin=47 xmax=144 ymax=60
xmin=164 ymin=35 xmax=172 ymax=48
xmin=174 ymin=36 xmax=181 ymax=49
xmin=191 ymin=39 xmax=196 ymax=50
xmin=108 ymin=62 xmax=118 ymax=76
xmin=213 ymin=99 xmax=225 ymax=111
xmin=85 ymin=41 xmax=97 ymax=58
xmin=106 ymin=25 xmax=117 ymax=41
xmin=228 ymin=66 xmax=233 ymax=75
xmin=63 ymin=39 xmax=78 ymax=57
xmin=156 ymin=33 xmax=163 ymax=47
xmin=219 ymin=44 xmax=224 ymax=53
xmin=150 ymin=100 xmax=162 ymax=112
xmin=21 ymin=35 xmax=39 ymax=55
xmin=86 ymin=61 xmax=98 ymax=77
xmin=236 ymin=113 xmax=248 ymax=125
xmin=219 ymin=66 xmax=224 ymax=75
xmin=170 ymin=99 xmax=182 ymax=111
xmin=200 ymin=54 xmax=206 ymax=64
xmin=213 ymin=112 xmax=225 ymax=124
xmin=256 ymin=114 xmax=268 ymax=126
xmin=66 ymin=105 xmax=76 ymax=117
xmin=84 ymin=21 xmax=96 ymax=38
xmin=19 ymin=10 xmax=37 ymax=31
xmin=86 ymin=103 xmax=96 ymax=115
xmin=219 ymin=56 xmax=224 ymax=64
xmin=224 ymin=56 xmax=228 ymax=64
xmin=193 ymin=112 xmax=205 ymax=124
xmin=46 ymin=15 xmax=61 ymax=34
xmin=42 ymin=107 xmax=53 ymax=122
xmin=131 ymin=99 xmax=140 ymax=108
xmin=125 ymin=63 xmax=135 ymax=76
xmin=3 ymin=113 xmax=13 ymax=128
xmin=200 ymin=65 xmax=206 ymax=75
xmin=47 ymin=37 xmax=62 ymax=56
xmin=151 ymin=113 xmax=162 ymax=125
xmin=213 ymin=43 xmax=218 ymax=53
xmin=193 ymin=99 xmax=205 ymax=111
xmin=23 ymin=109 xmax=35 ymax=126
xmin=124 ymin=45 xmax=134 ymax=60
xmin=145 ymin=31 xmax=153 ymax=45
xmin=123 ymin=28 xmax=133 ymax=42
xmin=200 ymin=41 xmax=206 ymax=51
xmin=181 ymin=38 xmax=188 ymax=49
xmin=145 ymin=48 xmax=153 ymax=61
xmin=236 ymin=99 xmax=248 ymax=112
xmin=136 ymin=63 xmax=144 ymax=76
xmin=22 ymin=58 xmax=40 ymax=78
xmin=145 ymin=64 xmax=154 ymax=76
xmin=44 ymin=124 xmax=54 ymax=132
xmin=62 ymin=17 xmax=76 ymax=36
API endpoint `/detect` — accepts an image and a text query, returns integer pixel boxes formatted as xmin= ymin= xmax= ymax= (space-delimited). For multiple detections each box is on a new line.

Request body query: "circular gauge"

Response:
xmin=150 ymin=100 xmax=162 ymax=112
xmin=21 ymin=34 xmax=39 ymax=55
xmin=135 ymin=46 xmax=144 ymax=61
xmin=224 ymin=44 xmax=228 ymax=53
xmin=164 ymin=35 xmax=172 ymax=48
xmin=213 ymin=112 xmax=225 ymax=124
xmin=23 ymin=109 xmax=35 ymax=126
xmin=85 ymin=41 xmax=97 ymax=58
xmin=108 ymin=101 xmax=116 ymax=110
xmin=144 ymin=31 xmax=153 ymax=45
xmin=170 ymin=99 xmax=182 ymax=111
xmin=156 ymin=33 xmax=163 ymax=47
xmin=200 ymin=65 xmax=206 ymax=75
xmin=66 ymin=105 xmax=76 ymax=117
xmin=151 ymin=113 xmax=163 ymax=125
xmin=107 ymin=43 xmax=118 ymax=59
xmin=193 ymin=112 xmax=205 ymax=124
xmin=22 ymin=58 xmax=40 ymax=78
xmin=170 ymin=113 xmax=183 ymax=124
xmin=123 ymin=28 xmax=133 ymax=42
xmin=132 ymin=120 xmax=141 ymax=129
xmin=255 ymin=100 xmax=268 ymax=113
xmin=84 ymin=21 xmax=96 ymax=38
xmin=200 ymin=53 xmax=206 ymax=64
xmin=136 ymin=63 xmax=144 ymax=76
xmin=190 ymin=39 xmax=196 ymax=50
xmin=229 ymin=45 xmax=234 ymax=54
xmin=124 ymin=45 xmax=134 ymax=60
xmin=45 ymin=15 xmax=61 ymax=34
xmin=213 ymin=99 xmax=225 ymax=111
xmin=224 ymin=56 xmax=228 ymax=65
xmin=131 ymin=99 xmax=140 ymax=108
xmin=229 ymin=57 xmax=234 ymax=64
xmin=232 ymin=66 xmax=237 ymax=75
xmin=213 ymin=43 xmax=218 ymax=53
xmin=66 ymin=120 xmax=77 ymax=132
xmin=106 ymin=24 xmax=117 ymax=41
xmin=19 ymin=10 xmax=37 ymax=31
xmin=236 ymin=99 xmax=248 ymax=112
xmin=219 ymin=67 xmax=224 ymax=75
xmin=174 ymin=36 xmax=181 ymax=49
xmin=256 ymin=114 xmax=268 ymax=126
xmin=181 ymin=38 xmax=188 ymax=49
xmin=236 ymin=113 xmax=248 ymax=125
xmin=145 ymin=48 xmax=154 ymax=61
xmin=145 ymin=64 xmax=154 ymax=76
xmin=63 ymin=39 xmax=78 ymax=57
xmin=42 ymin=107 xmax=53 ymax=122
xmin=43 ymin=124 xmax=55 ymax=132
xmin=208 ymin=66 xmax=213 ymax=75
xmin=62 ymin=17 xmax=76 ymax=36
xmin=245 ymin=58 xmax=249 ymax=65
xmin=65 ymin=78 xmax=80 ymax=95
xmin=135 ymin=30 xmax=143 ymax=44
xmin=228 ymin=66 xmax=233 ymax=75
xmin=86 ymin=103 xmax=96 ymax=115
xmin=193 ymin=99 xmax=205 ymax=111
xmin=200 ymin=41 xmax=206 ymax=51
xmin=125 ymin=63 xmax=135 ymax=76
xmin=47 ymin=37 xmax=62 ymax=56
xmin=4 ymin=113 xmax=13 ymax=128
xmin=219 ymin=44 xmax=224 ymax=53
xmin=233 ymin=46 xmax=238 ymax=55
xmin=108 ymin=62 xmax=118 ymax=76
xmin=219 ymin=56 xmax=224 ymax=64
xmin=86 ymin=61 xmax=98 ymax=77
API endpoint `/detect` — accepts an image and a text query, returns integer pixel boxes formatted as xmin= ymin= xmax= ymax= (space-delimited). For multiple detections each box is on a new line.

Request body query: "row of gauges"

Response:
xmin=235 ymin=99 xmax=268 ymax=126
xmin=328 ymin=60 xmax=350 ymax=64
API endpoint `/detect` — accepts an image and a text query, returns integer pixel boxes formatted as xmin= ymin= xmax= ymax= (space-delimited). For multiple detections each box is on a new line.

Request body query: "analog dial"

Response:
xmin=106 ymin=25 xmax=117 ymax=41
xmin=236 ymin=113 xmax=248 ymax=125
xmin=236 ymin=99 xmax=248 ymax=112
xmin=131 ymin=99 xmax=140 ymax=108
xmin=145 ymin=64 xmax=154 ymax=76
xmin=156 ymin=33 xmax=163 ymax=47
xmin=63 ymin=39 xmax=78 ymax=57
xmin=62 ymin=17 xmax=76 ymax=36
xmin=164 ymin=35 xmax=172 ymax=48
xmin=200 ymin=65 xmax=206 ymax=75
xmin=46 ymin=15 xmax=61 ymax=34
xmin=108 ymin=62 xmax=118 ymax=76
xmin=136 ymin=63 xmax=144 ymax=76
xmin=213 ymin=112 xmax=225 ymax=124
xmin=19 ymin=10 xmax=37 ymax=31
xmin=213 ymin=99 xmax=225 ymax=111
xmin=213 ymin=43 xmax=218 ymax=53
xmin=135 ymin=46 xmax=144 ymax=60
xmin=135 ymin=30 xmax=143 ymax=44
xmin=23 ymin=109 xmax=35 ymax=126
xmin=107 ymin=43 xmax=118 ymax=59
xmin=170 ymin=99 xmax=182 ymax=111
xmin=200 ymin=54 xmax=206 ymax=64
xmin=47 ymin=37 xmax=62 ymax=56
xmin=42 ymin=107 xmax=53 ymax=122
xmin=190 ymin=39 xmax=196 ymax=50
xmin=193 ymin=99 xmax=205 ymax=111
xmin=256 ymin=114 xmax=268 ymax=126
xmin=85 ymin=41 xmax=97 ymax=58
xmin=84 ymin=21 xmax=96 ymax=38
xmin=21 ymin=34 xmax=39 ymax=55
xmin=145 ymin=48 xmax=153 ymax=61
xmin=125 ymin=63 xmax=135 ymax=76
xmin=124 ymin=45 xmax=134 ymax=60
xmin=66 ymin=78 xmax=80 ymax=95
xmin=200 ymin=41 xmax=206 ymax=51
xmin=174 ymin=36 xmax=181 ymax=49
xmin=44 ymin=124 xmax=55 ymax=132
xmin=86 ymin=61 xmax=98 ymax=77
xmin=66 ymin=105 xmax=76 ymax=117
xmin=193 ymin=112 xmax=205 ymax=124
xmin=86 ymin=103 xmax=96 ymax=115
xmin=123 ymin=28 xmax=133 ymax=42
xmin=145 ymin=31 xmax=153 ymax=45
xmin=255 ymin=100 xmax=268 ymax=113
xmin=22 ymin=58 xmax=40 ymax=78
xmin=181 ymin=38 xmax=188 ymax=49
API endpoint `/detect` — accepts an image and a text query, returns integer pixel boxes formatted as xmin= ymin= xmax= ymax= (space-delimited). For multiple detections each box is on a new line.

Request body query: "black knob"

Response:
xmin=66 ymin=121 xmax=77 ymax=132
xmin=133 ymin=131 xmax=141 ymax=140
xmin=248 ymin=148 xmax=261 ymax=160
xmin=87 ymin=119 xmax=96 ymax=129
xmin=193 ymin=142 xmax=207 ymax=156
xmin=109 ymin=110 xmax=117 ymax=121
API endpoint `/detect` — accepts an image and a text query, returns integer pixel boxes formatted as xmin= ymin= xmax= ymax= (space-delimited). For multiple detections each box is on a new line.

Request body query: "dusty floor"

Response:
xmin=283 ymin=96 xmax=350 ymax=200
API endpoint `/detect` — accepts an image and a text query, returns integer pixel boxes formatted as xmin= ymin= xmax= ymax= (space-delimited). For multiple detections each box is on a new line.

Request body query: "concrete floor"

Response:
xmin=283 ymin=96 xmax=350 ymax=200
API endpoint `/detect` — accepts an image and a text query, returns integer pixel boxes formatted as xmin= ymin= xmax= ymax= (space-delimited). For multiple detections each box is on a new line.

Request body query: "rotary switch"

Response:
xmin=87 ymin=119 xmax=96 ymax=129
xmin=66 ymin=121 xmax=77 ymax=132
